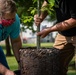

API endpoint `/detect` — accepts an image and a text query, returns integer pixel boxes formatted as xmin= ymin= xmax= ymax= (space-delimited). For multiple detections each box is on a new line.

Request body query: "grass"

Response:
xmin=2 ymin=43 xmax=76 ymax=75
xmin=67 ymin=70 xmax=76 ymax=75
xmin=6 ymin=56 xmax=18 ymax=71
xmin=22 ymin=42 xmax=53 ymax=48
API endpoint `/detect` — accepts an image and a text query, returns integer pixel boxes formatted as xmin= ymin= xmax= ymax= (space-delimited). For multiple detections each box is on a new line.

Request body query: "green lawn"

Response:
xmin=6 ymin=56 xmax=18 ymax=71
xmin=22 ymin=42 xmax=53 ymax=48
xmin=2 ymin=43 xmax=76 ymax=75
xmin=68 ymin=70 xmax=76 ymax=75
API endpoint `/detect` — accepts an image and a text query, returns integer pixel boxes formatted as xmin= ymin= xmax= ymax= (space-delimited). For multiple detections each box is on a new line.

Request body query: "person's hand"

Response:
xmin=4 ymin=69 xmax=16 ymax=75
xmin=34 ymin=14 xmax=42 ymax=26
xmin=37 ymin=27 xmax=51 ymax=38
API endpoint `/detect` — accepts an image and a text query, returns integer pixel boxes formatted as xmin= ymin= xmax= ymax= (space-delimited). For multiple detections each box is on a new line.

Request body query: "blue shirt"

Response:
xmin=0 ymin=14 xmax=20 ymax=41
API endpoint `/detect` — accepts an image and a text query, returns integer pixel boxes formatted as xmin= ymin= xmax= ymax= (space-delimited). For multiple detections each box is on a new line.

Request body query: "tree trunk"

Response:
xmin=5 ymin=36 xmax=12 ymax=56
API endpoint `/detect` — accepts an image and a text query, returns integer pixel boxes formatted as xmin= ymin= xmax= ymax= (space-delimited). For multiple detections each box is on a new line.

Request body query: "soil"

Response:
xmin=19 ymin=47 xmax=60 ymax=75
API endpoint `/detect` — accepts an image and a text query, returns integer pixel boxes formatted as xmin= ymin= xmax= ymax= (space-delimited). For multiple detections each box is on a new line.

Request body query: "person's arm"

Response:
xmin=9 ymin=14 xmax=22 ymax=64
xmin=52 ymin=18 xmax=76 ymax=31
xmin=34 ymin=0 xmax=48 ymax=26
xmin=10 ymin=35 xmax=22 ymax=65
xmin=37 ymin=18 xmax=76 ymax=38
xmin=0 ymin=63 xmax=15 ymax=75
xmin=40 ymin=0 xmax=48 ymax=19
xmin=45 ymin=18 xmax=76 ymax=32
